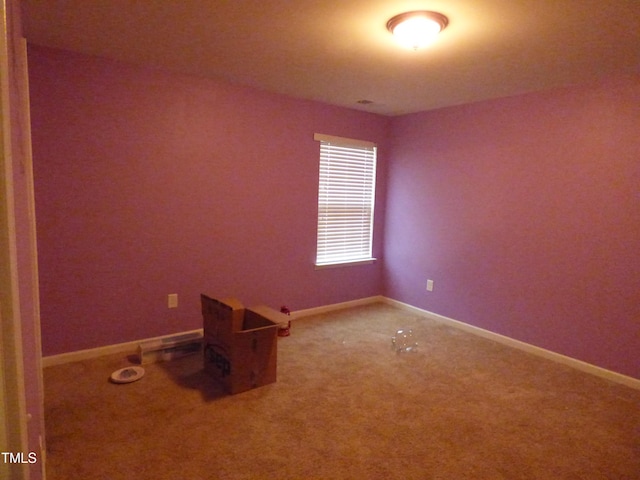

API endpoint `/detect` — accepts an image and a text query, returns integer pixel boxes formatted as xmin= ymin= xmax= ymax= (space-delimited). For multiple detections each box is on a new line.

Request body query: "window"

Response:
xmin=314 ymin=133 xmax=377 ymax=267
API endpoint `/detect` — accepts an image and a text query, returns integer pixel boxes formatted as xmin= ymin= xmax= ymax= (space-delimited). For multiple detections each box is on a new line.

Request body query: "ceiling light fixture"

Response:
xmin=386 ymin=11 xmax=448 ymax=50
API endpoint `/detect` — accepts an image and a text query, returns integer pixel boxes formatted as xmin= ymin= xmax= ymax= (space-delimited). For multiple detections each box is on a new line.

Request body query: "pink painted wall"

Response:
xmin=28 ymin=44 xmax=640 ymax=381
xmin=384 ymin=76 xmax=640 ymax=379
xmin=28 ymin=46 xmax=389 ymax=356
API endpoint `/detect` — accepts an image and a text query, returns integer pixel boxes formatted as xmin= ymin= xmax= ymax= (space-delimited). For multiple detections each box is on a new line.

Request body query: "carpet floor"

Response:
xmin=43 ymin=303 xmax=640 ymax=479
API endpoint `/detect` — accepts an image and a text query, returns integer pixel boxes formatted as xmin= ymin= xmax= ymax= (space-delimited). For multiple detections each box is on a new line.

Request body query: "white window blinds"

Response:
xmin=314 ymin=134 xmax=377 ymax=266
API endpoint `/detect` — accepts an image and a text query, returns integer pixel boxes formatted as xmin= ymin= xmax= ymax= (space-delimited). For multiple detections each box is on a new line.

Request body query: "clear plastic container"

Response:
xmin=391 ymin=328 xmax=418 ymax=353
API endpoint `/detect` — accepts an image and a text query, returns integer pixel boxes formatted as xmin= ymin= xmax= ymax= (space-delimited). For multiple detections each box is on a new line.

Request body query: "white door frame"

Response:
xmin=0 ymin=5 xmax=30 ymax=475
xmin=1 ymin=1 xmax=44 ymax=478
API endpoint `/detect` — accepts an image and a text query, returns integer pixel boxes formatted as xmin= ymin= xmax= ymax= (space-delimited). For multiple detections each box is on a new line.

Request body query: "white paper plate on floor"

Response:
xmin=110 ymin=366 xmax=145 ymax=384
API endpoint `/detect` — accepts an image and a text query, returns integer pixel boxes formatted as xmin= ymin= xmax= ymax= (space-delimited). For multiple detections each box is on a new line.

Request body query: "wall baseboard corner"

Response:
xmin=380 ymin=297 xmax=640 ymax=391
xmin=44 ymin=295 xmax=639 ymax=392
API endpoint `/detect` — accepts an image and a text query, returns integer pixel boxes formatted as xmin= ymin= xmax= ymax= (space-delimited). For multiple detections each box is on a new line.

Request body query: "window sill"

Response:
xmin=314 ymin=258 xmax=377 ymax=270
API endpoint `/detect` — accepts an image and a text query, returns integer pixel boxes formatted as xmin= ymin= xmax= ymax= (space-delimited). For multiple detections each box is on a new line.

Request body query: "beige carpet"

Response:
xmin=43 ymin=303 xmax=640 ymax=479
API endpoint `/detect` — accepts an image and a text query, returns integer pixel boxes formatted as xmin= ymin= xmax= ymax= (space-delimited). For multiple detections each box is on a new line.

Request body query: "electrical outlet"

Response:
xmin=168 ymin=293 xmax=178 ymax=308
xmin=426 ymin=280 xmax=434 ymax=292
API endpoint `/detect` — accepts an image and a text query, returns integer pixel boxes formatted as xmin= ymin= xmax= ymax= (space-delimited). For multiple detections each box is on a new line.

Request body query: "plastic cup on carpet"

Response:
xmin=392 ymin=329 xmax=418 ymax=353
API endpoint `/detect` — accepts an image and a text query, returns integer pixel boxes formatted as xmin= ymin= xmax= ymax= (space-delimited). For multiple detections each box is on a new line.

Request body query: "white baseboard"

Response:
xmin=291 ymin=295 xmax=384 ymax=319
xmin=42 ymin=329 xmax=203 ymax=368
xmin=41 ymin=297 xmax=383 ymax=367
xmin=381 ymin=297 xmax=640 ymax=391
xmin=42 ymin=296 xmax=640 ymax=391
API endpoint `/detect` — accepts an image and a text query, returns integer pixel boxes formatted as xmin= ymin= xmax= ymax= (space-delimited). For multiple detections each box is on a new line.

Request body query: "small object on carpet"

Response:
xmin=110 ymin=366 xmax=145 ymax=384
xmin=392 ymin=328 xmax=418 ymax=353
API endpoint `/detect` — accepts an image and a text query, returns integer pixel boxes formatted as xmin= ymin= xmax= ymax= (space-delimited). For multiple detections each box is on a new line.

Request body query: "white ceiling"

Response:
xmin=22 ymin=0 xmax=640 ymax=116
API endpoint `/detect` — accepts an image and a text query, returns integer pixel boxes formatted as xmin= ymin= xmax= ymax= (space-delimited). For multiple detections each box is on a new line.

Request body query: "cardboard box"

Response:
xmin=202 ymin=296 xmax=286 ymax=395
xmin=201 ymin=295 xmax=244 ymax=343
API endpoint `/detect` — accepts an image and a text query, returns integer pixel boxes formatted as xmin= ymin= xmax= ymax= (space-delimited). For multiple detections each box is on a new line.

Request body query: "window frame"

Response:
xmin=314 ymin=133 xmax=378 ymax=268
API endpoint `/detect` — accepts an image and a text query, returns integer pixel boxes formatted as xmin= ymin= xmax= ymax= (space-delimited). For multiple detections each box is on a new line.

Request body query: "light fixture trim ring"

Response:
xmin=386 ymin=10 xmax=449 ymax=35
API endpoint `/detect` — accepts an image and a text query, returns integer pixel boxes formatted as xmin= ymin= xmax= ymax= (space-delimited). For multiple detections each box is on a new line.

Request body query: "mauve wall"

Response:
xmin=29 ymin=46 xmax=389 ymax=356
xmin=384 ymin=76 xmax=640 ymax=379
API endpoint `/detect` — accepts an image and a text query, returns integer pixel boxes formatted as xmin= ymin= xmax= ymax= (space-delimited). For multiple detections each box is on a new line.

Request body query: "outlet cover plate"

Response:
xmin=168 ymin=293 xmax=178 ymax=308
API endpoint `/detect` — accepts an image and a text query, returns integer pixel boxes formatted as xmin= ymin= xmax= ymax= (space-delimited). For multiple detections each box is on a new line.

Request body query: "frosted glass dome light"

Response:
xmin=387 ymin=11 xmax=449 ymax=50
